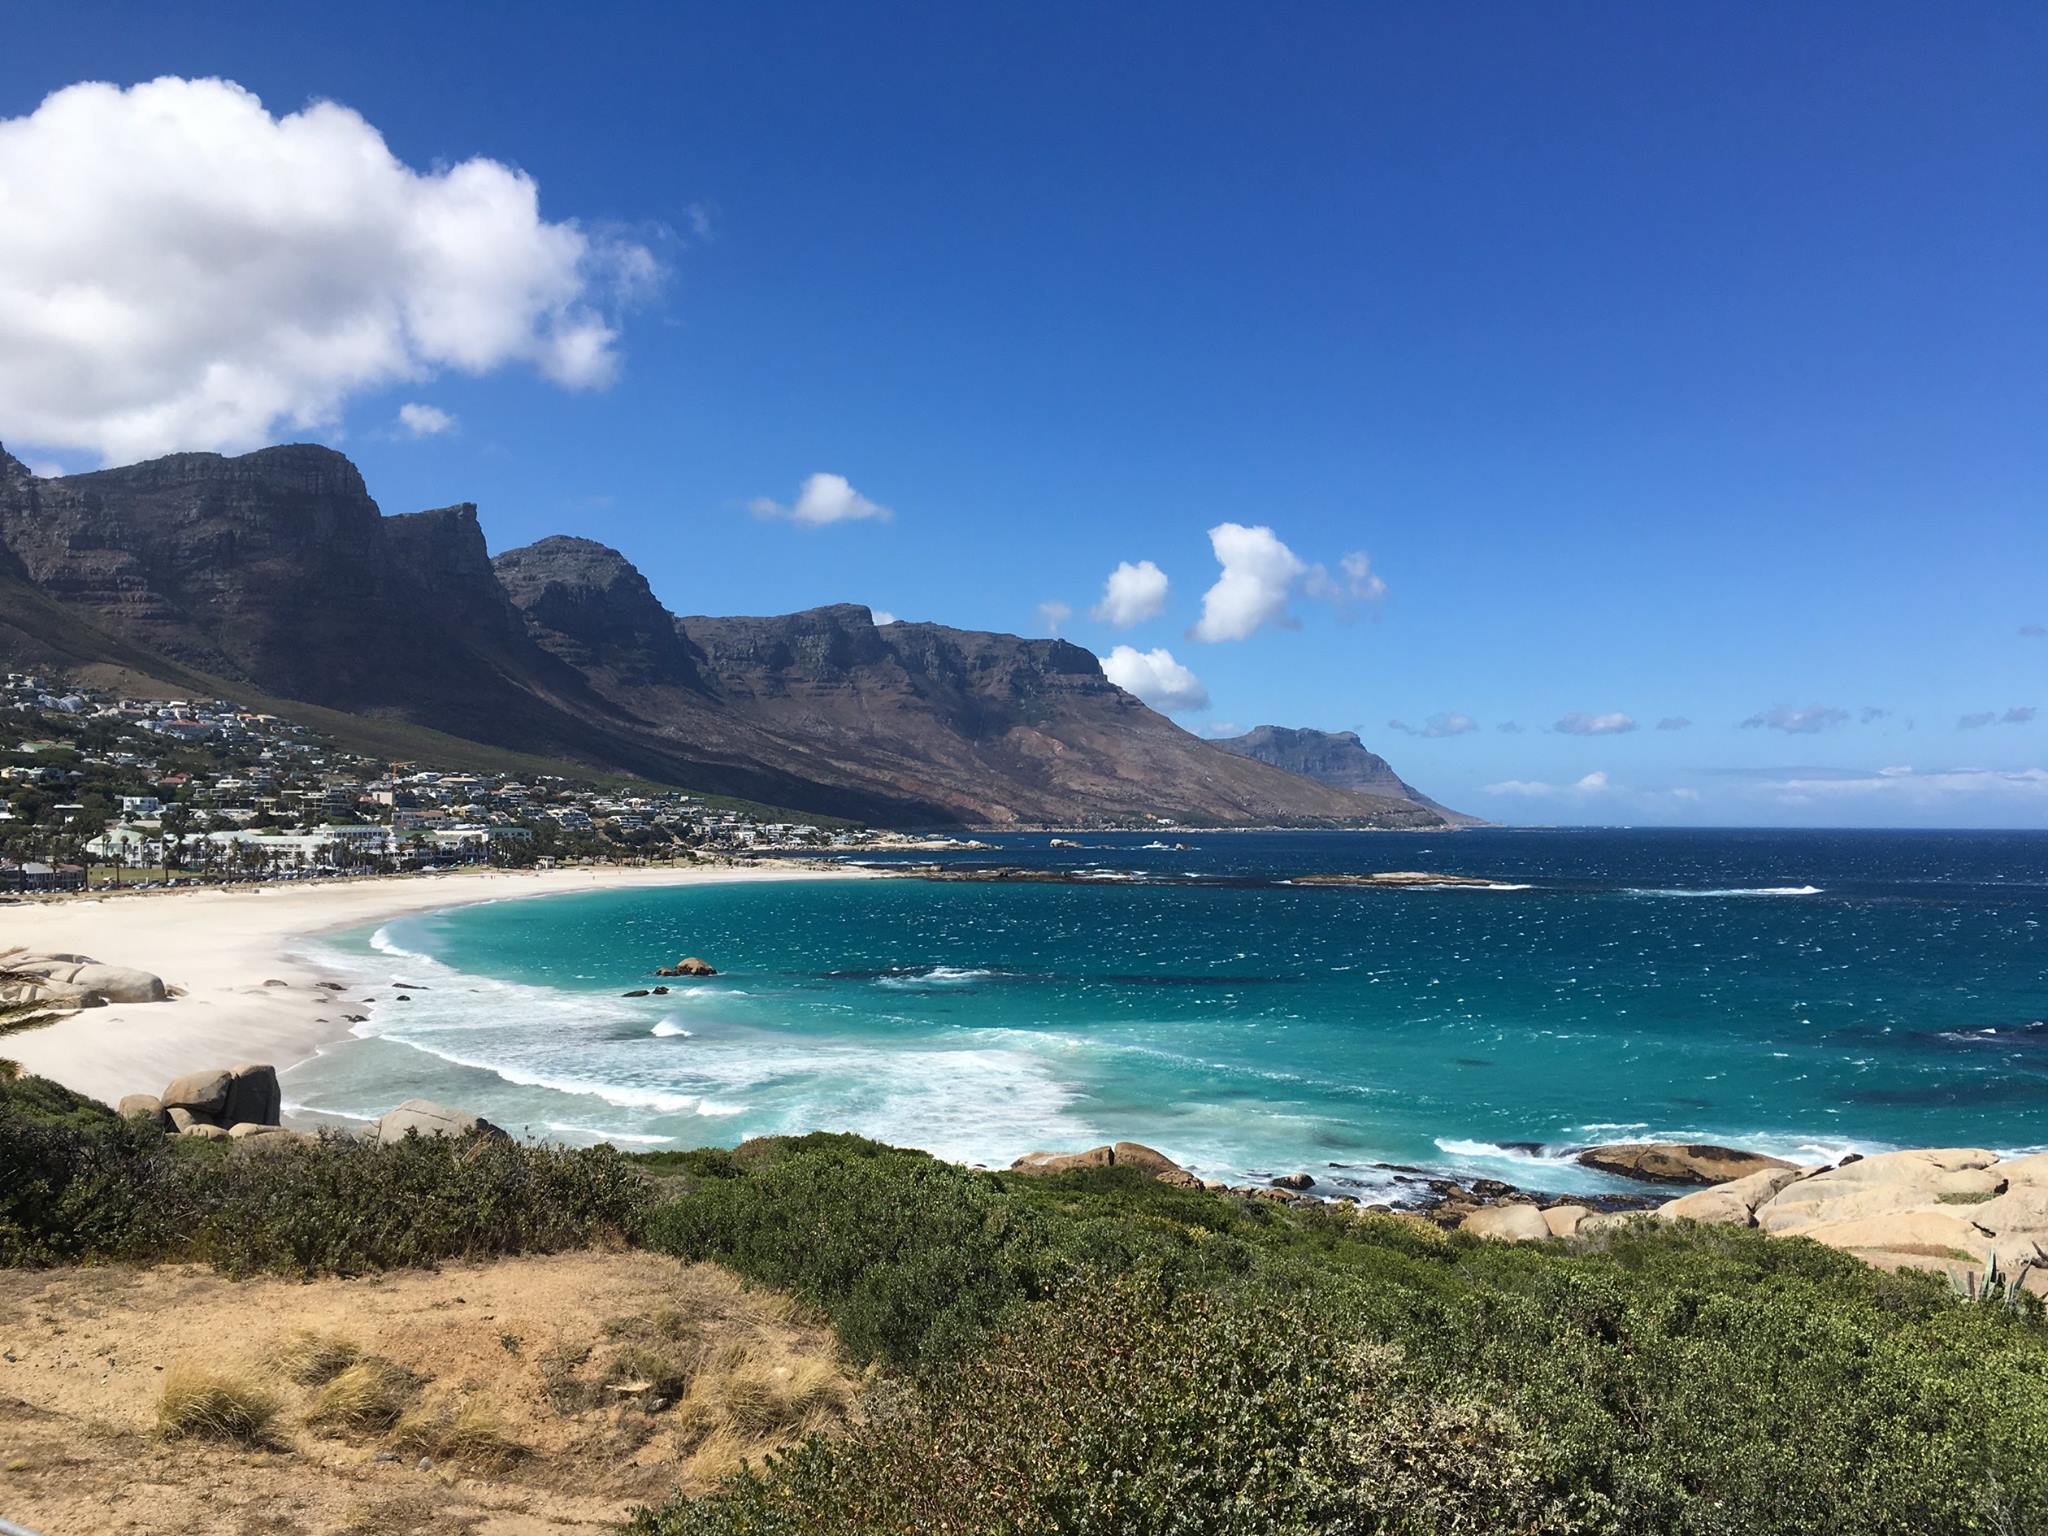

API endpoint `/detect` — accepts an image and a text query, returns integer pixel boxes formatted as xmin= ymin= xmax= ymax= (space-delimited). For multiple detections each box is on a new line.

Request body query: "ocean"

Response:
xmin=280 ymin=828 xmax=2048 ymax=1200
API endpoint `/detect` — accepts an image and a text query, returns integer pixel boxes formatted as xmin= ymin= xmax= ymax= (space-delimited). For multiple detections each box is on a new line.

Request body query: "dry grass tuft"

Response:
xmin=604 ymin=1338 xmax=706 ymax=1402
xmin=604 ymin=1305 xmax=697 ymax=1342
xmin=306 ymin=1357 xmax=417 ymax=1436
xmin=539 ymin=1335 xmax=598 ymax=1415
xmin=156 ymin=1366 xmax=280 ymax=1443
xmin=672 ymin=1343 xmax=855 ymax=1474
xmin=390 ymin=1397 xmax=525 ymax=1471
xmin=272 ymin=1328 xmax=362 ymax=1387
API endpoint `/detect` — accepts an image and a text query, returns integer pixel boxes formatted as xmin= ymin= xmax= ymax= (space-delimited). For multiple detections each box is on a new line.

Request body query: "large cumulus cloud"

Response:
xmin=0 ymin=77 xmax=656 ymax=461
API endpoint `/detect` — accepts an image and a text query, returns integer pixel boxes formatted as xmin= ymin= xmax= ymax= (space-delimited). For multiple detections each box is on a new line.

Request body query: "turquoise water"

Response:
xmin=282 ymin=829 xmax=2048 ymax=1199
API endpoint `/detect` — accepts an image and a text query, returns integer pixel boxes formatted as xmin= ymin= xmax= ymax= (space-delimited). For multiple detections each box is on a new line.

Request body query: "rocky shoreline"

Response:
xmin=1005 ymin=1137 xmax=2045 ymax=1291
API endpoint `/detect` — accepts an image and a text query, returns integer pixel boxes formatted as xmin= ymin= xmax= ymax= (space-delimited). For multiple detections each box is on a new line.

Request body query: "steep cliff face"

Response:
xmin=0 ymin=446 xmax=388 ymax=697
xmin=670 ymin=606 xmax=1443 ymax=827
xmin=0 ymin=447 xmax=661 ymax=765
xmin=488 ymin=535 xmax=1448 ymax=825
xmin=492 ymin=536 xmax=706 ymax=691
xmin=1210 ymin=726 xmax=1479 ymax=825
xmin=0 ymin=443 xmax=1455 ymax=828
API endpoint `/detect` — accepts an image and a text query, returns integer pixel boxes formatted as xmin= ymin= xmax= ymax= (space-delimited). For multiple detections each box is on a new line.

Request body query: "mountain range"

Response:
xmin=0 ymin=443 xmax=1468 ymax=829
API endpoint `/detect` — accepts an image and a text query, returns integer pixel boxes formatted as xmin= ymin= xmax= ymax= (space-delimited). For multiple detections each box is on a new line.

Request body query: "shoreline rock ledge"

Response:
xmin=1576 ymin=1141 xmax=1796 ymax=1186
xmin=1010 ymin=1141 xmax=1204 ymax=1188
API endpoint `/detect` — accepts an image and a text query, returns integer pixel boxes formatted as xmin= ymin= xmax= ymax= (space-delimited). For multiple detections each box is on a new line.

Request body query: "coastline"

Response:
xmin=1 ymin=861 xmax=868 ymax=1106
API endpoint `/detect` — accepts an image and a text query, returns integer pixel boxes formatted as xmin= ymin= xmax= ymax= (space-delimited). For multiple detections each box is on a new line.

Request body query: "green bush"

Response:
xmin=635 ymin=1273 xmax=1589 ymax=1536
xmin=643 ymin=1134 xmax=1062 ymax=1370
xmin=0 ymin=1072 xmax=650 ymax=1272
xmin=634 ymin=1149 xmax=2048 ymax=1536
xmin=12 ymin=1074 xmax=2048 ymax=1534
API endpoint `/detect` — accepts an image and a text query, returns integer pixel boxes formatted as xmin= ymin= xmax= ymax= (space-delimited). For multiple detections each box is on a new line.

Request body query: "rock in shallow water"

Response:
xmin=1577 ymin=1142 xmax=1795 ymax=1186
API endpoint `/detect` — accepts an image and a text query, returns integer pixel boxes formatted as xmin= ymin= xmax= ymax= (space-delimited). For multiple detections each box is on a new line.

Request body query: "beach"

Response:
xmin=0 ymin=862 xmax=860 ymax=1107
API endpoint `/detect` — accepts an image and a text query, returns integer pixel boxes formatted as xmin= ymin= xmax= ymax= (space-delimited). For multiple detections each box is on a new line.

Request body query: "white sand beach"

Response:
xmin=0 ymin=862 xmax=860 ymax=1107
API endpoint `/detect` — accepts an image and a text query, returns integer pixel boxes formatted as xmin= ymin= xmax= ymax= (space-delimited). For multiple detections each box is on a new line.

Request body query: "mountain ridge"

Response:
xmin=1209 ymin=725 xmax=1486 ymax=827
xmin=0 ymin=442 xmax=1467 ymax=829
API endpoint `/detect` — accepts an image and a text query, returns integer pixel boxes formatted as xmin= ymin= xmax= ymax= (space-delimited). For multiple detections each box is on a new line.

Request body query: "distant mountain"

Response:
xmin=0 ymin=443 xmax=1456 ymax=829
xmin=1209 ymin=726 xmax=1481 ymax=826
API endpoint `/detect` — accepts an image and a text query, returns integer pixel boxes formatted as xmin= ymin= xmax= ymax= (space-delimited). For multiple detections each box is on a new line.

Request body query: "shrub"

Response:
xmin=642 ymin=1135 xmax=1061 ymax=1370
xmin=0 ymin=1072 xmax=654 ymax=1273
xmin=632 ymin=1156 xmax=2048 ymax=1536
xmin=307 ymin=1358 xmax=417 ymax=1435
xmin=156 ymin=1366 xmax=280 ymax=1444
xmin=633 ymin=1277 xmax=1579 ymax=1536
xmin=272 ymin=1328 xmax=362 ymax=1387
xmin=390 ymin=1397 xmax=524 ymax=1470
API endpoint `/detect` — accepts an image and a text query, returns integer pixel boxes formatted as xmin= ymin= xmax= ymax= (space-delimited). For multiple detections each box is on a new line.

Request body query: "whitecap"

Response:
xmin=368 ymin=924 xmax=444 ymax=965
xmin=1433 ymin=1137 xmax=1575 ymax=1165
xmin=544 ymin=1123 xmax=675 ymax=1145
xmin=650 ymin=1020 xmax=693 ymax=1038
xmin=876 ymin=965 xmax=998 ymax=989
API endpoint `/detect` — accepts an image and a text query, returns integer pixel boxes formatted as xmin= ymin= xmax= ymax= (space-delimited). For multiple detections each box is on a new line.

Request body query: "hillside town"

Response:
xmin=0 ymin=672 xmax=871 ymax=892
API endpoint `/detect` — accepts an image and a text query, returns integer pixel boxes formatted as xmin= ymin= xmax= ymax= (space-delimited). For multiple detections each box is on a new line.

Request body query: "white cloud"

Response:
xmin=1304 ymin=550 xmax=1388 ymax=609
xmin=396 ymin=402 xmax=455 ymax=438
xmin=1101 ymin=645 xmax=1209 ymax=712
xmin=1555 ymin=711 xmax=1637 ymax=736
xmin=1741 ymin=704 xmax=1850 ymax=734
xmin=1191 ymin=523 xmax=1307 ymax=642
xmin=750 ymin=472 xmax=892 ymax=526
xmin=1759 ymin=766 xmax=2048 ymax=803
xmin=2022 ymin=625 xmax=2046 ymax=639
xmin=1484 ymin=769 xmax=1612 ymax=798
xmin=1387 ymin=712 xmax=1478 ymax=738
xmin=1036 ymin=600 xmax=1073 ymax=636
xmin=871 ymin=609 xmax=898 ymax=626
xmin=25 ymin=460 xmax=64 ymax=478
xmin=0 ymin=77 xmax=655 ymax=463
xmin=1091 ymin=559 xmax=1169 ymax=629
xmin=1656 ymin=716 xmax=1692 ymax=732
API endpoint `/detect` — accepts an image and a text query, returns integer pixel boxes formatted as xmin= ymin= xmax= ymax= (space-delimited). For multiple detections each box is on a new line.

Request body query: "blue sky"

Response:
xmin=3 ymin=2 xmax=2043 ymax=826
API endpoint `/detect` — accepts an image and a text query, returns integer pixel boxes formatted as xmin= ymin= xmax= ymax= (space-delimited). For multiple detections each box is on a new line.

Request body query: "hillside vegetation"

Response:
xmin=4 ymin=1072 xmax=2044 ymax=1535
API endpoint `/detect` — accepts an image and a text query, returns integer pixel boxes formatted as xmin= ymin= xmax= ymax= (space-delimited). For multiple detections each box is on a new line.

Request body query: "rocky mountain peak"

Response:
xmin=494 ymin=535 xmax=704 ymax=690
xmin=1211 ymin=725 xmax=1478 ymax=825
xmin=0 ymin=440 xmax=1468 ymax=828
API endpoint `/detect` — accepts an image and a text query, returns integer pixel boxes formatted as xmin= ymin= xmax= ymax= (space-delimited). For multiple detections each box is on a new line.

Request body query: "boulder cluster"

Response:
xmin=118 ymin=1069 xmax=504 ymax=1152
xmin=1456 ymin=1141 xmax=2045 ymax=1290
xmin=653 ymin=956 xmax=718 ymax=978
xmin=1654 ymin=1146 xmax=2046 ymax=1276
xmin=0 ymin=948 xmax=170 ymax=1010
xmin=120 ymin=1064 xmax=289 ymax=1144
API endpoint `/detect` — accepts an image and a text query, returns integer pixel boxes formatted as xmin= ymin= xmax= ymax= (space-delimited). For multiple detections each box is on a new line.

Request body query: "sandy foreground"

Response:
xmin=0 ymin=862 xmax=865 ymax=1108
xmin=0 ymin=1252 xmax=853 ymax=1535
